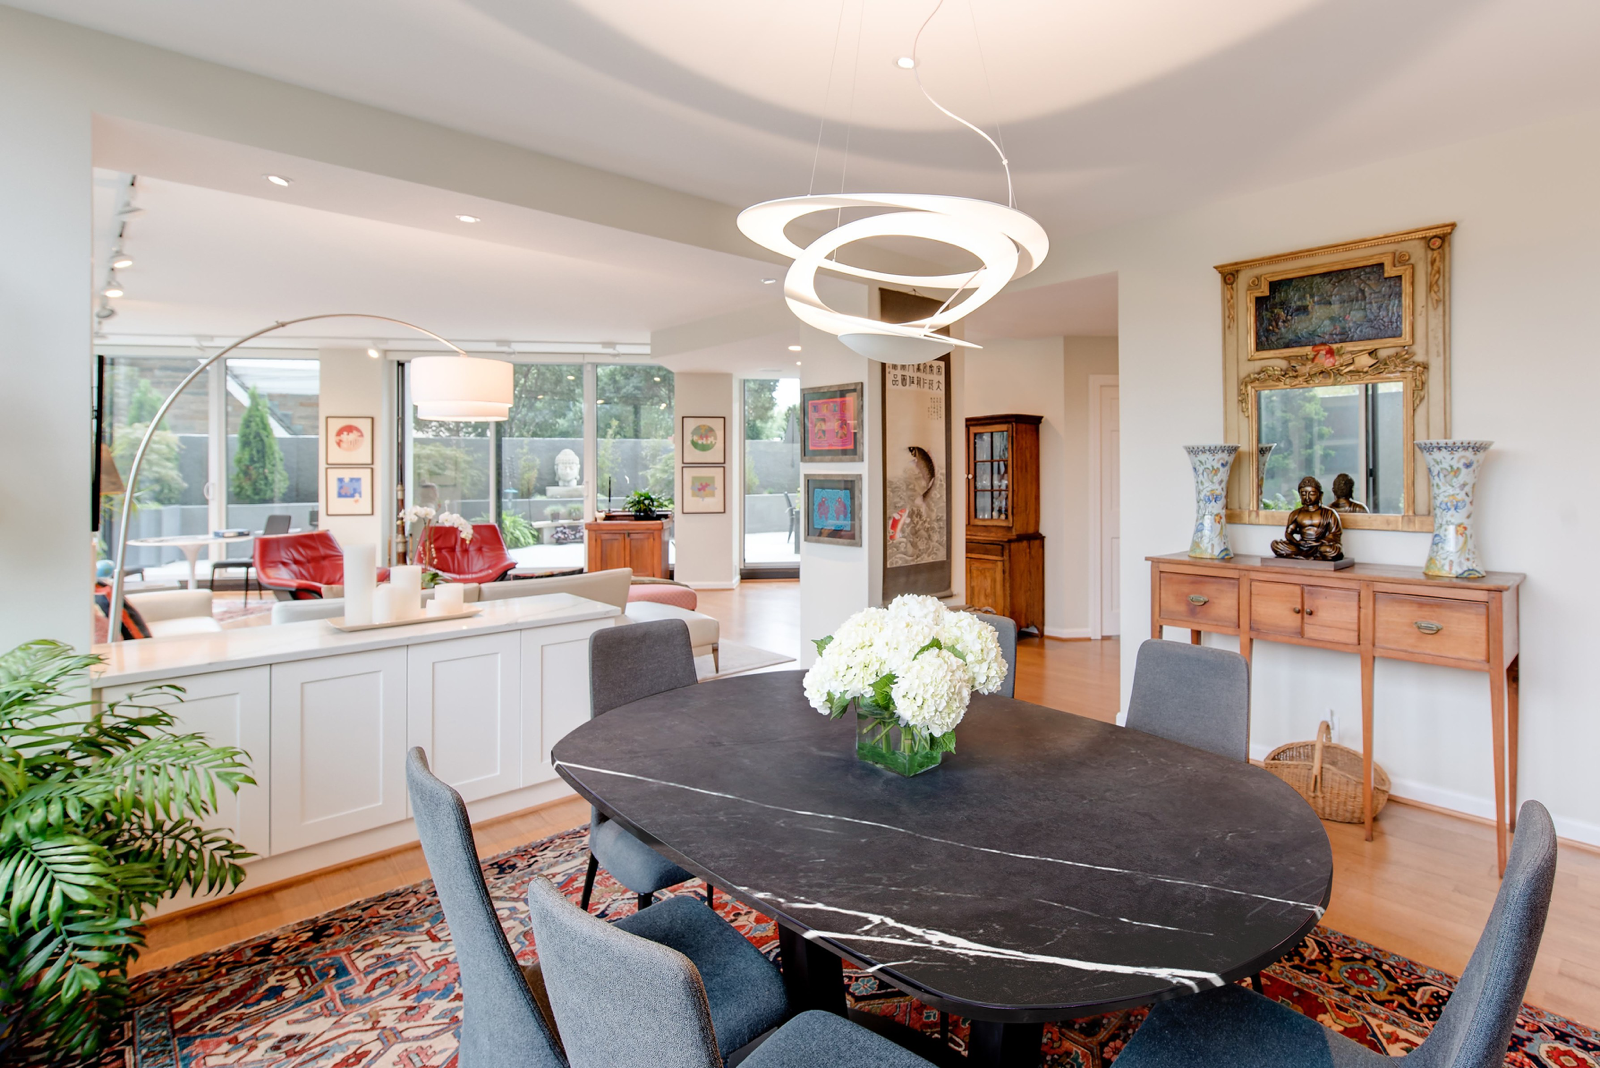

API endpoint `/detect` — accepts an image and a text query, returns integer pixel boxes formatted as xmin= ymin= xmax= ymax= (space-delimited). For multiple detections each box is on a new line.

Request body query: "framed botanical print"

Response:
xmin=325 ymin=416 xmax=374 ymax=466
xmin=681 ymin=465 xmax=726 ymax=514
xmin=681 ymin=416 xmax=726 ymax=465
xmin=803 ymin=474 xmax=862 ymax=547
xmin=800 ymin=381 xmax=863 ymax=462
xmin=325 ymin=466 xmax=374 ymax=516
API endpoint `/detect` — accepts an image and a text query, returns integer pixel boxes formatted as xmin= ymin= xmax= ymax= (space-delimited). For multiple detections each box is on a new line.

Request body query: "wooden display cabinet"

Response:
xmin=585 ymin=518 xmax=672 ymax=578
xmin=964 ymin=414 xmax=1044 ymax=634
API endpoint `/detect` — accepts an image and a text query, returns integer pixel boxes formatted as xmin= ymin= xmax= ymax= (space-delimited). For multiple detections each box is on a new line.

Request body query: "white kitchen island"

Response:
xmin=91 ymin=592 xmax=620 ymax=915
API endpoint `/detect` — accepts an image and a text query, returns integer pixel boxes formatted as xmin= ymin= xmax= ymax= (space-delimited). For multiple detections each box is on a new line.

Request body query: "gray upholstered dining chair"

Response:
xmin=527 ymin=876 xmax=935 ymax=1068
xmin=1113 ymin=799 xmax=1558 ymax=1068
xmin=583 ymin=619 xmax=705 ymax=913
xmin=1125 ymin=639 xmax=1250 ymax=761
xmin=405 ymin=748 xmax=566 ymax=1068
xmin=965 ymin=610 xmax=1018 ymax=698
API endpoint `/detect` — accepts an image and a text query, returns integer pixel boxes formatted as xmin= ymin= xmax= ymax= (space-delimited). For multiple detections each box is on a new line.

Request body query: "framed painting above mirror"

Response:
xmin=1217 ymin=223 xmax=1454 ymax=532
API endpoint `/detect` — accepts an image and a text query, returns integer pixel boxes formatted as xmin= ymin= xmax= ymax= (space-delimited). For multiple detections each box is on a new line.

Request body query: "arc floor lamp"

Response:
xmin=106 ymin=313 xmax=512 ymax=642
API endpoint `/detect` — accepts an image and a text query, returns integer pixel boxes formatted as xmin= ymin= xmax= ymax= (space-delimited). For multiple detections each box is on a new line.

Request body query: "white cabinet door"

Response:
xmin=271 ymin=647 xmax=408 ymax=854
xmin=407 ymin=632 xmax=520 ymax=804
xmin=99 ymin=666 xmax=271 ymax=859
xmin=520 ymin=619 xmax=610 ymax=785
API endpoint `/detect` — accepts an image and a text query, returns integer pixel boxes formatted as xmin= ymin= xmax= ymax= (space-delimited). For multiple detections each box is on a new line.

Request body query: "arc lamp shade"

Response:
xmin=411 ymin=355 xmax=514 ymax=421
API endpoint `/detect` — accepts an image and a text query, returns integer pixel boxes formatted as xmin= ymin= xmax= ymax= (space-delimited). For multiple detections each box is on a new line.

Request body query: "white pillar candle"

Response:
xmin=371 ymin=584 xmax=394 ymax=625
xmin=390 ymin=565 xmax=424 ymax=619
xmin=434 ymin=582 xmax=465 ymax=613
xmin=425 ymin=598 xmax=445 ymax=617
xmin=342 ymin=544 xmax=377 ymax=626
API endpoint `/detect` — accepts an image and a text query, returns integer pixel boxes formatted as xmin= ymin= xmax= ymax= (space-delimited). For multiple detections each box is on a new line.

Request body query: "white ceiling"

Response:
xmin=22 ymin=0 xmax=1600 ymax=243
xmin=964 ymin=273 xmax=1117 ymax=341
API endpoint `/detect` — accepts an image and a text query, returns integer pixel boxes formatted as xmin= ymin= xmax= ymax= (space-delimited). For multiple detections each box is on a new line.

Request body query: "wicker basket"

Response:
xmin=1264 ymin=721 xmax=1390 ymax=823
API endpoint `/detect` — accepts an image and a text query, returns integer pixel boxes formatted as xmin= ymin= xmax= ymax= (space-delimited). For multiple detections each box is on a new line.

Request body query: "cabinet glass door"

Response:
xmin=972 ymin=428 xmax=1010 ymax=522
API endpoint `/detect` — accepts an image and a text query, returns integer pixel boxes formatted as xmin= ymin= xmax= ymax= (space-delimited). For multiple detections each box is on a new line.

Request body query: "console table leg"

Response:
xmin=1508 ymin=658 xmax=1520 ymax=833
xmin=1360 ymin=652 xmax=1375 ymax=842
xmin=1489 ymin=661 xmax=1510 ymax=876
xmin=1190 ymin=629 xmax=1202 ymax=645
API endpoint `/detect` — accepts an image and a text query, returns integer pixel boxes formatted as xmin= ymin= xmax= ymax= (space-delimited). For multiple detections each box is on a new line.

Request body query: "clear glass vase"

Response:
xmin=854 ymin=708 xmax=945 ymax=777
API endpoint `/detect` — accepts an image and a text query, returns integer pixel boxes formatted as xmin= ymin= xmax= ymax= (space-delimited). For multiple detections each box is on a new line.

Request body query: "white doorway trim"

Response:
xmin=1086 ymin=374 xmax=1119 ymax=640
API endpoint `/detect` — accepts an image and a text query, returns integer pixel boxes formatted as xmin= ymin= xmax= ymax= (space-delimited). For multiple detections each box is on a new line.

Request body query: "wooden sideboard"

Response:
xmin=586 ymin=518 xmax=672 ymax=578
xmin=1148 ymin=553 xmax=1524 ymax=873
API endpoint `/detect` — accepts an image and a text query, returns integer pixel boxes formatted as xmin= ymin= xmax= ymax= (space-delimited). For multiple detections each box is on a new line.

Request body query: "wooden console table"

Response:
xmin=1148 ymin=553 xmax=1523 ymax=873
xmin=586 ymin=518 xmax=672 ymax=578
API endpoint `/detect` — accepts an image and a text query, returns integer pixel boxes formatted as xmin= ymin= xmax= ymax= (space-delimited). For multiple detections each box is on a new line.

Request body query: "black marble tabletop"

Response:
xmin=552 ymin=670 xmax=1332 ymax=1022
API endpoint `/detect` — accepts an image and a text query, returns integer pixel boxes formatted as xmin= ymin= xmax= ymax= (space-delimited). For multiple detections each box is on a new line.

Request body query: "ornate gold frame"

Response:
xmin=1217 ymin=223 xmax=1454 ymax=532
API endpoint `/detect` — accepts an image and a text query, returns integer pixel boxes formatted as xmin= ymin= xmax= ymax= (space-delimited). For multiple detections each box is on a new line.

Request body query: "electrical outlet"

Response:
xmin=1327 ymin=708 xmax=1340 ymax=743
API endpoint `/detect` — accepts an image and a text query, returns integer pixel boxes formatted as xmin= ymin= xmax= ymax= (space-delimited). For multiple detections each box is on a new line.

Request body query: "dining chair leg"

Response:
xmin=705 ymin=882 xmax=715 ymax=908
xmin=580 ymin=852 xmax=599 ymax=912
xmin=637 ymin=892 xmax=654 ymax=911
xmin=1249 ymin=972 xmax=1263 ymax=993
xmin=939 ymin=1011 xmax=950 ymax=1044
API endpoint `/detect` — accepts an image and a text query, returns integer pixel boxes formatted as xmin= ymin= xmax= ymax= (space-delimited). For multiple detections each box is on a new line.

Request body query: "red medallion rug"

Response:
xmin=21 ymin=826 xmax=1599 ymax=1068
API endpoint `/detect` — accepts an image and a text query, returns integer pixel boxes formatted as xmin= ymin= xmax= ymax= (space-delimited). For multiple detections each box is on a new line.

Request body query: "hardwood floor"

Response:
xmin=140 ymin=579 xmax=1600 ymax=1027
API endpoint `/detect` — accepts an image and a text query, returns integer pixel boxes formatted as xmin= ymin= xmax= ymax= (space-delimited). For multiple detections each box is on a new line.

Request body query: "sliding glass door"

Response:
xmin=742 ymin=377 xmax=800 ymax=570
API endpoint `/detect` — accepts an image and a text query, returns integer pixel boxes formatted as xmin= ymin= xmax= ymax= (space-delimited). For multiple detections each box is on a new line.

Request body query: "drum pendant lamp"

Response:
xmin=410 ymin=354 xmax=514 ymax=421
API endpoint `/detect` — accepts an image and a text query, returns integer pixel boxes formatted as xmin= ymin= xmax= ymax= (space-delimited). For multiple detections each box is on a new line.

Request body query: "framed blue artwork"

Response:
xmin=803 ymin=474 xmax=861 ymax=546
xmin=325 ymin=466 xmax=373 ymax=516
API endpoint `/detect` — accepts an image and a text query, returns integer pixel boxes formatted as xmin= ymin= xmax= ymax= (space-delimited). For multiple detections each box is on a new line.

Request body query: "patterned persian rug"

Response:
xmin=24 ymin=826 xmax=1599 ymax=1068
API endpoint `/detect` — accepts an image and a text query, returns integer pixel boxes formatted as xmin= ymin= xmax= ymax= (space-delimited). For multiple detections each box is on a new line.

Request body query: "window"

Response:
xmin=225 ymin=358 xmax=320 ymax=535
xmin=596 ymin=365 xmax=674 ymax=511
xmin=101 ymin=356 xmax=212 ymax=574
xmin=742 ymin=378 xmax=800 ymax=568
xmin=410 ymin=403 xmax=491 ymax=518
xmin=498 ymin=364 xmax=586 ymax=571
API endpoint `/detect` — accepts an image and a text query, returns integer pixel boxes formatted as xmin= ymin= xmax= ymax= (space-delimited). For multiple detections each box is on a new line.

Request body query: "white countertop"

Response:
xmin=91 ymin=592 xmax=620 ymax=689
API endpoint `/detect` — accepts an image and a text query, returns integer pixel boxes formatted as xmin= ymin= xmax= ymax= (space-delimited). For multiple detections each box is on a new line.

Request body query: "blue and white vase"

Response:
xmin=1417 ymin=439 xmax=1492 ymax=579
xmin=1185 ymin=445 xmax=1239 ymax=560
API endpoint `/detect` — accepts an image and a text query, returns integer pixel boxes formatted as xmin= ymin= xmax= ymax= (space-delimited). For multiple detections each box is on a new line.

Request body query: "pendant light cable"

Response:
xmin=911 ymin=0 xmax=1013 ymax=208
xmin=807 ymin=0 xmax=850 ymax=196
xmin=964 ymin=0 xmax=1013 ymax=207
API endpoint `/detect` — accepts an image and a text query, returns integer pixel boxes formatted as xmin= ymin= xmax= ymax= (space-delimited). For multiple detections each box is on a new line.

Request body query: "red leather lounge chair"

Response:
xmin=425 ymin=523 xmax=517 ymax=583
xmin=255 ymin=530 xmax=391 ymax=600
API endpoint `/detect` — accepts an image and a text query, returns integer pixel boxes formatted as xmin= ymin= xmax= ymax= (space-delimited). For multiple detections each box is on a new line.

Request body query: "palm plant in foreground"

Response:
xmin=0 ymin=641 xmax=253 ymax=1058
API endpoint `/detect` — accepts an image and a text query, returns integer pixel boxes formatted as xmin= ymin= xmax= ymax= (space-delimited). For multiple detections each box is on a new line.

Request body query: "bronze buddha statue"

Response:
xmin=1271 ymin=476 xmax=1345 ymax=561
xmin=1329 ymin=472 xmax=1370 ymax=514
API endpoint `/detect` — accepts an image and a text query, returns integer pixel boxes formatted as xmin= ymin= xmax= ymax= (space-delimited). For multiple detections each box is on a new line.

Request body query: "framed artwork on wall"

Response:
xmin=681 ymin=416 xmax=726 ymax=465
xmin=681 ymin=465 xmax=726 ymax=514
xmin=325 ymin=416 xmax=374 ymax=466
xmin=881 ymin=352 xmax=953 ymax=597
xmin=325 ymin=466 xmax=374 ymax=516
xmin=803 ymin=474 xmax=862 ymax=547
xmin=800 ymin=381 xmax=864 ymax=462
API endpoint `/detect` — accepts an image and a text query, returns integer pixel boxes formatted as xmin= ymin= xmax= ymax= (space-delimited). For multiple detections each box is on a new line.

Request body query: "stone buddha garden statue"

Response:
xmin=1271 ymin=476 xmax=1345 ymax=561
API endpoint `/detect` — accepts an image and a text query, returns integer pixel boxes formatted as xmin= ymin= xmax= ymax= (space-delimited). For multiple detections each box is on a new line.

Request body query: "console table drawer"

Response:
xmin=1374 ymin=594 xmax=1488 ymax=663
xmin=1158 ymin=573 xmax=1239 ymax=628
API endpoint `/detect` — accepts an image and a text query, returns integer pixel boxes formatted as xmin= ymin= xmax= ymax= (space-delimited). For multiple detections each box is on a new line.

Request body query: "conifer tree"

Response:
xmin=230 ymin=387 xmax=287 ymax=503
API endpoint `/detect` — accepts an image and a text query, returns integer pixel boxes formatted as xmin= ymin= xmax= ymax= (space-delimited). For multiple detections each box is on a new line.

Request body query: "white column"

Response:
xmin=672 ymin=372 xmax=738 ymax=588
xmin=318 ymin=348 xmax=392 ymax=555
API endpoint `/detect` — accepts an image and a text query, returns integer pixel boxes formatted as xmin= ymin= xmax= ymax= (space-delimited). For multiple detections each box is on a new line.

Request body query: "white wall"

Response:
xmin=1031 ymin=106 xmax=1600 ymax=844
xmin=317 ymin=348 xmax=393 ymax=557
xmin=673 ymin=372 xmax=738 ymax=588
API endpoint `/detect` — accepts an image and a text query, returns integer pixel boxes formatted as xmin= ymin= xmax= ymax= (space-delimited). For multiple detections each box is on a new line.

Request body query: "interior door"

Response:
xmin=1099 ymin=384 xmax=1121 ymax=635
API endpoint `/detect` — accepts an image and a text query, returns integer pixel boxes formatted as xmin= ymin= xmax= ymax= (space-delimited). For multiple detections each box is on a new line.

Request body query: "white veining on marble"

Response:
xmin=557 ymin=760 xmax=1325 ymax=918
xmin=749 ymin=891 xmax=1224 ymax=992
xmin=1033 ymin=897 xmax=1212 ymax=936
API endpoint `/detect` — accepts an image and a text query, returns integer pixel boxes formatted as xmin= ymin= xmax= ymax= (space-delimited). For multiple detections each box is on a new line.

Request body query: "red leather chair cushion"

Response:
xmin=255 ymin=530 xmax=390 ymax=599
xmin=425 ymin=523 xmax=517 ymax=583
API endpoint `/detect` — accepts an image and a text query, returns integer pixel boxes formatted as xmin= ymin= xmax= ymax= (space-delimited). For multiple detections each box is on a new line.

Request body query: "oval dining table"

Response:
xmin=552 ymin=670 xmax=1332 ymax=1068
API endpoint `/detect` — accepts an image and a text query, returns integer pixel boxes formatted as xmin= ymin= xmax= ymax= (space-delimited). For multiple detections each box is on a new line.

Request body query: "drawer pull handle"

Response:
xmin=1188 ymin=594 xmax=1209 ymax=606
xmin=1291 ymin=606 xmax=1301 ymax=614
xmin=1415 ymin=620 xmax=1443 ymax=635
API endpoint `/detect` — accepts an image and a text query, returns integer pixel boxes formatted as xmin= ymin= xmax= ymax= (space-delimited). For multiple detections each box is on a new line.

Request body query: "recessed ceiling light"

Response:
xmin=788 ymin=345 xmax=802 ymax=352
xmin=111 ymin=250 xmax=133 ymax=270
xmin=455 ymin=214 xmax=481 ymax=223
xmin=264 ymin=174 xmax=292 ymax=187
xmin=896 ymin=56 xmax=916 ymax=69
xmin=367 ymin=348 xmax=381 ymax=359
xmin=761 ymin=277 xmax=777 ymax=285
xmin=654 ymin=376 xmax=661 ymax=382
xmin=566 ymin=374 xmax=576 ymax=380
xmin=795 ymin=361 xmax=803 ymax=366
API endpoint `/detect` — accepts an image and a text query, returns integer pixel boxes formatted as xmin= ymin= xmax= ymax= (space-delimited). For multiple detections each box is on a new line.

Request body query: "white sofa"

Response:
xmin=277 ymin=568 xmax=721 ymax=670
xmin=125 ymin=589 xmax=224 ymax=638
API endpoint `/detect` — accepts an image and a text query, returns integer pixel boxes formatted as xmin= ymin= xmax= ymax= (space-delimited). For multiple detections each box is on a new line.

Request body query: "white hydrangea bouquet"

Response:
xmin=804 ymin=594 xmax=1007 ymax=776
